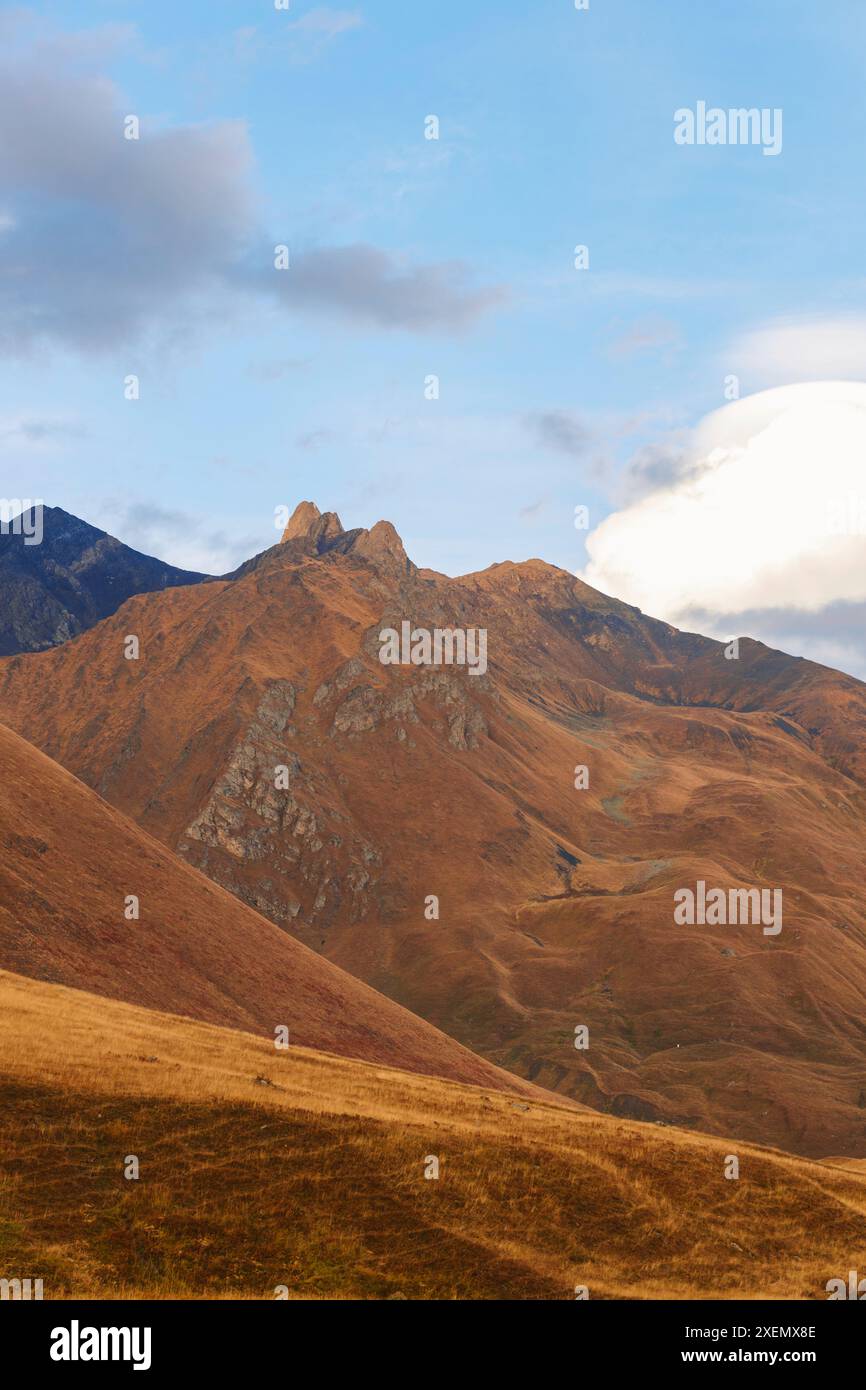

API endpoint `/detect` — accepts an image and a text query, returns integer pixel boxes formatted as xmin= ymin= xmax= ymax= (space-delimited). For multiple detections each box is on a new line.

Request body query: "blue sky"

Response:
xmin=3 ymin=0 xmax=866 ymax=674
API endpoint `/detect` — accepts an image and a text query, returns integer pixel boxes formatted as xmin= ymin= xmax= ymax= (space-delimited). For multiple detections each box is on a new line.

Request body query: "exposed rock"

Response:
xmin=281 ymin=500 xmax=323 ymax=541
xmin=353 ymin=520 xmax=415 ymax=578
xmin=181 ymin=676 xmax=383 ymax=929
xmin=332 ymin=686 xmax=380 ymax=735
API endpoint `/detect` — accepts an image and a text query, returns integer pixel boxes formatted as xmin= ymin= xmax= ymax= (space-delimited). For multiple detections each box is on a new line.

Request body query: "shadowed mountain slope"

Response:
xmin=0 ymin=504 xmax=207 ymax=655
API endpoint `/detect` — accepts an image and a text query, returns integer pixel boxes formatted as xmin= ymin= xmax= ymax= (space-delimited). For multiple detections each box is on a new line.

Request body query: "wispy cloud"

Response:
xmin=728 ymin=315 xmax=866 ymax=386
xmin=525 ymin=410 xmax=592 ymax=459
xmin=519 ymin=499 xmax=545 ymax=520
xmin=232 ymin=8 xmax=362 ymax=68
xmin=0 ymin=415 xmax=87 ymax=448
xmin=296 ymin=429 xmax=333 ymax=450
xmin=606 ymin=317 xmax=682 ymax=361
xmin=99 ymin=499 xmax=261 ymax=576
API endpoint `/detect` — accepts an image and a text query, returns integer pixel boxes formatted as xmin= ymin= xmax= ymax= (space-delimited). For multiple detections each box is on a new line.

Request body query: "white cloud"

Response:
xmin=581 ymin=382 xmax=866 ymax=675
xmin=730 ymin=316 xmax=866 ymax=387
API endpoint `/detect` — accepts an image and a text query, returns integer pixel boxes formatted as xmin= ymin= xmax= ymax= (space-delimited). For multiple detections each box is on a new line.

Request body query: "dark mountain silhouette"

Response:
xmin=0 ymin=504 xmax=208 ymax=655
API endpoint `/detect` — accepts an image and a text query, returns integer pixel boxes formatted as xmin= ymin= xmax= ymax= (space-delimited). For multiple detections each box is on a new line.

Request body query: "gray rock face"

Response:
xmin=179 ymin=677 xmax=383 ymax=930
xmin=177 ymin=641 xmax=489 ymax=938
xmin=318 ymin=656 xmax=488 ymax=750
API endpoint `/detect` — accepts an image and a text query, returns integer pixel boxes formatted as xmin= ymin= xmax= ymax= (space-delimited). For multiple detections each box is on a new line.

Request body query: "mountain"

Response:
xmin=0 ymin=504 xmax=207 ymax=655
xmin=2 ymin=500 xmax=866 ymax=1155
xmin=3 ymin=966 xmax=865 ymax=1300
xmin=0 ymin=718 xmax=542 ymax=1095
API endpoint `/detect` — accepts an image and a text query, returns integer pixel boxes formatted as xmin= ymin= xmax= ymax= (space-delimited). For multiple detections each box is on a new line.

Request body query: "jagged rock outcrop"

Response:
xmin=281 ymin=500 xmax=326 ymax=541
xmin=280 ymin=502 xmax=415 ymax=578
xmin=280 ymin=501 xmax=347 ymax=551
xmin=353 ymin=520 xmax=415 ymax=578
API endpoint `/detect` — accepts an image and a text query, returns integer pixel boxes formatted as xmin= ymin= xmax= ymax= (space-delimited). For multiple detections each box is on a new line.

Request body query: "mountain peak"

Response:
xmin=0 ymin=503 xmax=207 ymax=656
xmin=278 ymin=502 xmax=412 ymax=576
xmin=353 ymin=519 xmax=413 ymax=577
xmin=280 ymin=501 xmax=344 ymax=545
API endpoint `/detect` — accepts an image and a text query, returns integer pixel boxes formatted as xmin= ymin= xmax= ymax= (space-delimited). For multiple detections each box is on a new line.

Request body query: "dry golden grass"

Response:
xmin=2 ymin=968 xmax=865 ymax=1301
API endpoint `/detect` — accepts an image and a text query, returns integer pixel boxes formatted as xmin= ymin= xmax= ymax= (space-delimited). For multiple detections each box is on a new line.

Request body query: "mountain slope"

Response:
xmin=2 ymin=502 xmax=866 ymax=1154
xmin=0 ymin=719 xmax=542 ymax=1095
xmin=2 ymin=968 xmax=864 ymax=1300
xmin=0 ymin=504 xmax=207 ymax=654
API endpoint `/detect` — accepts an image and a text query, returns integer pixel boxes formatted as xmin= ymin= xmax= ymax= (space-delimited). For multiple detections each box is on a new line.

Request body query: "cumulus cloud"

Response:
xmin=581 ymin=382 xmax=866 ymax=679
xmin=0 ymin=16 xmax=503 ymax=354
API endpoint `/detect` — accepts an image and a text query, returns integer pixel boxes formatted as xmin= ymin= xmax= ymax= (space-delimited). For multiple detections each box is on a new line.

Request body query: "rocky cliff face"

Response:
xmin=3 ymin=502 xmax=866 ymax=1156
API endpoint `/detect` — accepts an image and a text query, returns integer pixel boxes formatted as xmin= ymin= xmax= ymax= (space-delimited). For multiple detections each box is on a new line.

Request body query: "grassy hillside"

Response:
xmin=1 ymin=969 xmax=864 ymax=1300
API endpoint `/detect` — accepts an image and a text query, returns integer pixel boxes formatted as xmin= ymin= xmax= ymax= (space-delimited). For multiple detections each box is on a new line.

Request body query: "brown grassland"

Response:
xmin=1 ymin=968 xmax=865 ymax=1301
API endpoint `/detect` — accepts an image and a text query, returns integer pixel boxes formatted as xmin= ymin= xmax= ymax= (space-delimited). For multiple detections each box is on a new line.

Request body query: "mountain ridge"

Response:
xmin=0 ymin=504 xmax=208 ymax=655
xmin=2 ymin=500 xmax=866 ymax=1154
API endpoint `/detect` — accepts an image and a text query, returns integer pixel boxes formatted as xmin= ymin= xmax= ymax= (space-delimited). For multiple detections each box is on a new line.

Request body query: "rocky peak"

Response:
xmin=280 ymin=501 xmax=322 ymax=541
xmin=279 ymin=502 xmax=414 ymax=576
xmin=353 ymin=520 xmax=414 ymax=578
xmin=280 ymin=501 xmax=346 ymax=553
